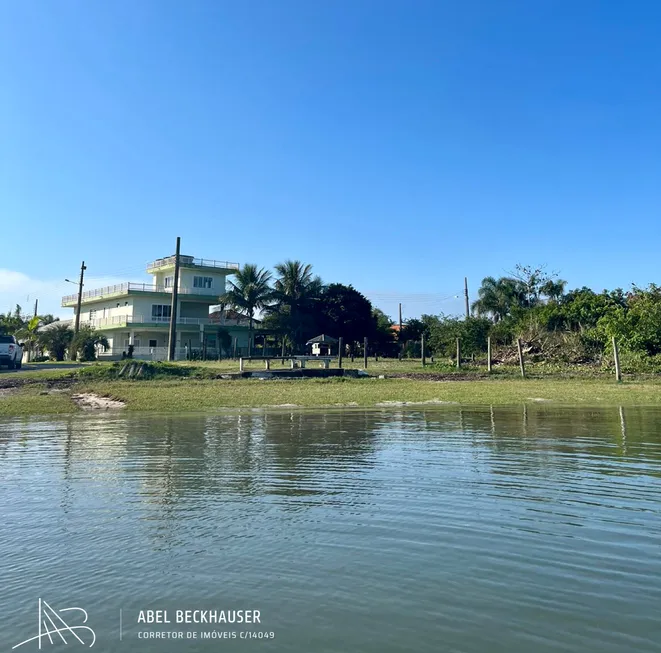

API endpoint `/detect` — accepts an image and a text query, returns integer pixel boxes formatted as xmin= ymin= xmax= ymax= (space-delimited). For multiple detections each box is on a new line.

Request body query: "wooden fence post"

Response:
xmin=421 ymin=335 xmax=426 ymax=367
xmin=363 ymin=337 xmax=368 ymax=369
xmin=517 ymin=338 xmax=526 ymax=378
xmin=338 ymin=337 xmax=343 ymax=369
xmin=612 ymin=336 xmax=622 ymax=382
xmin=456 ymin=338 xmax=461 ymax=369
xmin=487 ymin=336 xmax=492 ymax=373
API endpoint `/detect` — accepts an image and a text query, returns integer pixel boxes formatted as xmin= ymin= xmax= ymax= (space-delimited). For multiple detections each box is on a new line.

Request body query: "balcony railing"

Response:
xmin=62 ymin=282 xmax=221 ymax=305
xmin=80 ymin=315 xmax=246 ymax=328
xmin=147 ymin=256 xmax=240 ymax=272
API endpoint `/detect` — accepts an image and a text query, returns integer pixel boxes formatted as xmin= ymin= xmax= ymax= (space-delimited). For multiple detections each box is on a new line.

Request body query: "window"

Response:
xmin=193 ymin=276 xmax=213 ymax=289
xmin=125 ymin=302 xmax=129 ymax=306
xmin=149 ymin=339 xmax=157 ymax=348
xmin=116 ymin=303 xmax=120 ymax=308
xmin=151 ymin=305 xmax=172 ymax=320
xmin=164 ymin=276 xmax=174 ymax=288
xmin=89 ymin=309 xmax=97 ymax=320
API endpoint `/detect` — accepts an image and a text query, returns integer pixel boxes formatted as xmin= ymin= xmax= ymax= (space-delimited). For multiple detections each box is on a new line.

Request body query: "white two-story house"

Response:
xmin=61 ymin=254 xmax=252 ymax=360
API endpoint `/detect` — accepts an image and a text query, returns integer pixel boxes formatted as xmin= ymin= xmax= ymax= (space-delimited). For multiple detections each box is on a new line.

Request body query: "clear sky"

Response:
xmin=1 ymin=0 xmax=660 ymax=319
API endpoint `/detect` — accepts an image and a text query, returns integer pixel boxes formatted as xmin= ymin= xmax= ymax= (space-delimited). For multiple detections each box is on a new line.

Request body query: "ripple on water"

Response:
xmin=1 ymin=406 xmax=661 ymax=653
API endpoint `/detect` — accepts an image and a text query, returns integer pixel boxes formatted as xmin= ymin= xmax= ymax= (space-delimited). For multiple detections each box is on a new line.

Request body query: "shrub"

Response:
xmin=71 ymin=326 xmax=109 ymax=362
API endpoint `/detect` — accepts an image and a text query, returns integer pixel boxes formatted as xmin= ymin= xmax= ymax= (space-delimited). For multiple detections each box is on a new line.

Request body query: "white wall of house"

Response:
xmin=80 ymin=298 xmax=133 ymax=323
xmin=151 ymin=267 xmax=228 ymax=295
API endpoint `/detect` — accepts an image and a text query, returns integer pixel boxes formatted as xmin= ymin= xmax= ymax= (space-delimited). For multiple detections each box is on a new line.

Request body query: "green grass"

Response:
xmin=2 ymin=357 xmax=660 ymax=417
xmin=81 ymin=377 xmax=661 ymax=411
xmin=0 ymin=385 xmax=77 ymax=416
xmin=3 ymin=376 xmax=661 ymax=417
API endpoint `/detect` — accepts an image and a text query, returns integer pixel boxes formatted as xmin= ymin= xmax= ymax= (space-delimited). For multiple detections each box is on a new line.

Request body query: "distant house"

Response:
xmin=61 ymin=254 xmax=252 ymax=360
xmin=306 ymin=334 xmax=338 ymax=356
xmin=390 ymin=324 xmax=402 ymax=338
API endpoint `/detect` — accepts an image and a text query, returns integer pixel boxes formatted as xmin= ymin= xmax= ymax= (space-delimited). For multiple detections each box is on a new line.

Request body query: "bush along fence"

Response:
xmin=402 ymin=335 xmax=626 ymax=381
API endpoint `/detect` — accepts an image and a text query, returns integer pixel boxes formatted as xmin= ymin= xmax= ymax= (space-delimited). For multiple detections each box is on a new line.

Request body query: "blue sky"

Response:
xmin=1 ymin=0 xmax=660 ymax=319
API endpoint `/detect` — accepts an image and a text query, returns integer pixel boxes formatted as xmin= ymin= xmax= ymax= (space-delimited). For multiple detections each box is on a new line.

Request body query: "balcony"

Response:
xmin=62 ymin=282 xmax=220 ymax=306
xmin=146 ymin=256 xmax=240 ymax=273
xmin=81 ymin=315 xmax=246 ymax=329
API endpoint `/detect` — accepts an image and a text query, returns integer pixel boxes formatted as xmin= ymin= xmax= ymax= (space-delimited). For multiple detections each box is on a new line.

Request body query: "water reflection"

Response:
xmin=2 ymin=405 xmax=661 ymax=488
xmin=1 ymin=406 xmax=661 ymax=653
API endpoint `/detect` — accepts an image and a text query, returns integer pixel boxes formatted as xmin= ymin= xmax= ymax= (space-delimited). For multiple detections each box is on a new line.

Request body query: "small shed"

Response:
xmin=306 ymin=334 xmax=338 ymax=356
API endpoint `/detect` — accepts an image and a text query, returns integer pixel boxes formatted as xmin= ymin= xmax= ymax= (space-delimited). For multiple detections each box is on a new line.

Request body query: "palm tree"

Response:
xmin=39 ymin=323 xmax=74 ymax=361
xmin=471 ymin=276 xmax=524 ymax=322
xmin=269 ymin=260 xmax=323 ymax=351
xmin=220 ymin=264 xmax=272 ymax=356
xmin=17 ymin=315 xmax=41 ymax=362
xmin=540 ymin=279 xmax=567 ymax=302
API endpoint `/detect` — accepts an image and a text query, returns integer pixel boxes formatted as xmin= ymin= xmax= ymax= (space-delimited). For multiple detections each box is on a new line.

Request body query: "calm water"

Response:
xmin=1 ymin=406 xmax=661 ymax=652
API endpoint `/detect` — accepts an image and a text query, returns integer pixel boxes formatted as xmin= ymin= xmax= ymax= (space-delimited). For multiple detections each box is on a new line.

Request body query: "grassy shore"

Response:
xmin=1 ymin=359 xmax=661 ymax=416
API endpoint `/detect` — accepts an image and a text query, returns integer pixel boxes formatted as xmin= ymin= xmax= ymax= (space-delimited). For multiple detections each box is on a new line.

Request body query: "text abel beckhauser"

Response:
xmin=137 ymin=610 xmax=261 ymax=624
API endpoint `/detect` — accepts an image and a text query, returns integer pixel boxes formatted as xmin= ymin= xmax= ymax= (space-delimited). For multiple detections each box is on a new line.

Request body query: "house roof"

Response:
xmin=37 ymin=319 xmax=73 ymax=333
xmin=306 ymin=334 xmax=338 ymax=344
xmin=208 ymin=309 xmax=259 ymax=327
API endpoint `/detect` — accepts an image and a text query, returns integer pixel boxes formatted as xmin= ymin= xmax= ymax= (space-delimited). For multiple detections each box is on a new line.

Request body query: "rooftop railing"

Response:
xmin=147 ymin=256 xmax=240 ymax=271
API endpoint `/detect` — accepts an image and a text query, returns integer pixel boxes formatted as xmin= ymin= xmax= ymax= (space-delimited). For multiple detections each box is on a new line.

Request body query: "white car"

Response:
xmin=0 ymin=335 xmax=23 ymax=369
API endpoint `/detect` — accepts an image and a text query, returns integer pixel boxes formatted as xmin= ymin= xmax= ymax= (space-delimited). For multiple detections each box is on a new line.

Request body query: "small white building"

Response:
xmin=61 ymin=254 xmax=253 ymax=360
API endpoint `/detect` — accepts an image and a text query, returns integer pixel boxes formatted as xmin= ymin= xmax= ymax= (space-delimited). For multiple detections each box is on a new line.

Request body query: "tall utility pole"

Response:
xmin=398 ymin=302 xmax=404 ymax=358
xmin=167 ymin=237 xmax=181 ymax=361
xmin=74 ymin=261 xmax=86 ymax=335
xmin=69 ymin=261 xmax=86 ymax=362
xmin=33 ymin=299 xmax=38 ymax=318
xmin=464 ymin=277 xmax=470 ymax=319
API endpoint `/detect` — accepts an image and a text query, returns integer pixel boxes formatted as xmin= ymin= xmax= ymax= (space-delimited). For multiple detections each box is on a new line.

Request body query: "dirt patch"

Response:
xmin=386 ymin=373 xmax=489 ymax=381
xmin=71 ymin=393 xmax=125 ymax=410
xmin=0 ymin=376 xmax=78 ymax=391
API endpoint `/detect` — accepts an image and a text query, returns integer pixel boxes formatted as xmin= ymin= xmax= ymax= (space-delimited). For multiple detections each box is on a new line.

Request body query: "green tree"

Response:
xmin=0 ymin=304 xmax=26 ymax=336
xmin=424 ymin=314 xmax=491 ymax=357
xmin=39 ymin=323 xmax=74 ymax=361
xmin=318 ymin=284 xmax=374 ymax=346
xmin=399 ymin=318 xmax=426 ymax=343
xmin=472 ymin=277 xmax=523 ymax=321
xmin=17 ymin=316 xmax=41 ymax=362
xmin=71 ymin=326 xmax=109 ymax=362
xmin=370 ymin=308 xmax=396 ymax=356
xmin=220 ymin=263 xmax=273 ymax=356
xmin=598 ymin=284 xmax=661 ymax=355
xmin=268 ymin=260 xmax=323 ymax=351
xmin=509 ymin=264 xmax=566 ymax=308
